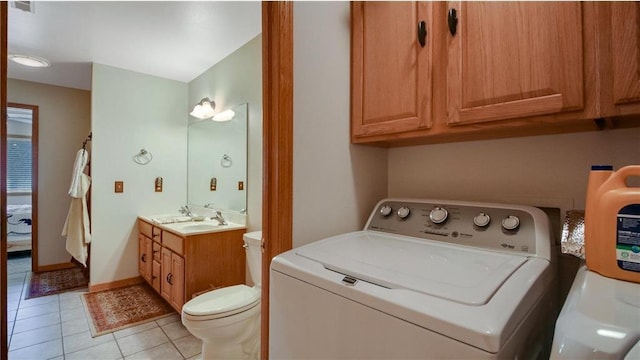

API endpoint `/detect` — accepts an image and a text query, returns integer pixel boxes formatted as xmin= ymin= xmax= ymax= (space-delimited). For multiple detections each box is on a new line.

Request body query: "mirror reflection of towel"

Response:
xmin=62 ymin=149 xmax=92 ymax=267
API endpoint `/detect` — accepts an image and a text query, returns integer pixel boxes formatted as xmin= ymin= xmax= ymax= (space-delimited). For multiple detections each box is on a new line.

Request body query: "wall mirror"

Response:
xmin=187 ymin=103 xmax=248 ymax=212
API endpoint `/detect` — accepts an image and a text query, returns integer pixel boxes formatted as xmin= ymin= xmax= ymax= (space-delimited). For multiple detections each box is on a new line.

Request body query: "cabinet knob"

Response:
xmin=448 ymin=8 xmax=458 ymax=36
xmin=141 ymin=254 xmax=146 ymax=263
xmin=418 ymin=21 xmax=427 ymax=47
xmin=166 ymin=273 xmax=173 ymax=285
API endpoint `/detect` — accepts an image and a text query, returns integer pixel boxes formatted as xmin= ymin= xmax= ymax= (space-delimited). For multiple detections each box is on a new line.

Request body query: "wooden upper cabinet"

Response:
xmin=351 ymin=2 xmax=432 ymax=140
xmin=447 ymin=2 xmax=585 ymax=125
xmin=611 ymin=2 xmax=640 ymax=106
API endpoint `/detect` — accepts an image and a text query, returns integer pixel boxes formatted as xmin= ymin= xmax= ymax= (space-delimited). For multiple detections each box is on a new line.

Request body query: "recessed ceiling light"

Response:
xmin=8 ymin=54 xmax=50 ymax=68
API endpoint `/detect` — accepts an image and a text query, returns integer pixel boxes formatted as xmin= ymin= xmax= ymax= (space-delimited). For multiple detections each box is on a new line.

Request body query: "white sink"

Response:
xmin=160 ymin=220 xmax=244 ymax=235
xmin=140 ymin=213 xmax=247 ymax=236
xmin=180 ymin=224 xmax=220 ymax=232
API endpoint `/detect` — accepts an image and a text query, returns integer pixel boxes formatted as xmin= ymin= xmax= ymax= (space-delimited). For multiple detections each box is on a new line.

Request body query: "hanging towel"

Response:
xmin=62 ymin=149 xmax=92 ymax=267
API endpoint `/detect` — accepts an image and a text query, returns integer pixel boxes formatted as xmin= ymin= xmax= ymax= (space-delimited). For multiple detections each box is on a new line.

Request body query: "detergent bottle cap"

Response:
xmin=591 ymin=165 xmax=613 ymax=171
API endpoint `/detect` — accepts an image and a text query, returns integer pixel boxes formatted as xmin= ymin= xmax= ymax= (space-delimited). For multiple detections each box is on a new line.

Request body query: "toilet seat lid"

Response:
xmin=182 ymin=285 xmax=260 ymax=318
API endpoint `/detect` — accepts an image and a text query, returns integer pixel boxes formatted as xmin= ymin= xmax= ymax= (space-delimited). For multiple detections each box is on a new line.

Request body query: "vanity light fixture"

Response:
xmin=212 ymin=109 xmax=235 ymax=122
xmin=8 ymin=53 xmax=50 ymax=68
xmin=190 ymin=97 xmax=216 ymax=119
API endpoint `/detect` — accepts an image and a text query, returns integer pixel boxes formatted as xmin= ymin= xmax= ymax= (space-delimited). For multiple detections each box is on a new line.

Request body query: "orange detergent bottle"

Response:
xmin=585 ymin=165 xmax=640 ymax=283
xmin=584 ymin=165 xmax=613 ymax=248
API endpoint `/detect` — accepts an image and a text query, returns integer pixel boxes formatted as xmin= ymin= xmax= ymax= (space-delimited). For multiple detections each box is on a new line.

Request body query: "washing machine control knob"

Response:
xmin=473 ymin=213 xmax=491 ymax=227
xmin=397 ymin=206 xmax=411 ymax=219
xmin=380 ymin=204 xmax=393 ymax=217
xmin=502 ymin=215 xmax=520 ymax=231
xmin=429 ymin=207 xmax=448 ymax=224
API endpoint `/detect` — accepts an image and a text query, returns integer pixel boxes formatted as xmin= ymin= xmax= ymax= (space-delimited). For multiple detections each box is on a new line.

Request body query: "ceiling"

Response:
xmin=7 ymin=1 xmax=262 ymax=90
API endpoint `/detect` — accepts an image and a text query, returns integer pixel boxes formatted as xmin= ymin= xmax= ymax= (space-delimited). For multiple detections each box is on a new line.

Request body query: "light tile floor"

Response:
xmin=7 ymin=254 xmax=203 ymax=360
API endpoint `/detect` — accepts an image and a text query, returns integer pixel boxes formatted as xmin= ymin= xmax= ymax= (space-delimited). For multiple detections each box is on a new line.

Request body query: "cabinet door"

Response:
xmin=170 ymin=254 xmax=185 ymax=311
xmin=144 ymin=237 xmax=152 ymax=283
xmin=447 ymin=2 xmax=584 ymax=125
xmin=351 ymin=2 xmax=432 ymax=139
xmin=138 ymin=235 xmax=146 ymax=277
xmin=161 ymin=247 xmax=185 ymax=310
xmin=611 ymin=3 xmax=640 ymax=105
xmin=160 ymin=247 xmax=172 ymax=302
xmin=152 ymin=260 xmax=161 ymax=293
xmin=138 ymin=235 xmax=152 ymax=283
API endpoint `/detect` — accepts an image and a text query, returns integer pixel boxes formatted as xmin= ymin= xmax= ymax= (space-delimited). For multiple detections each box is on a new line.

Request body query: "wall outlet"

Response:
xmin=115 ymin=181 xmax=124 ymax=193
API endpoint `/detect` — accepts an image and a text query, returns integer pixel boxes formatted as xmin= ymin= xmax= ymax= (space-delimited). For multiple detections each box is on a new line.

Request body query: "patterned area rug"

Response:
xmin=82 ymin=283 xmax=175 ymax=337
xmin=25 ymin=267 xmax=89 ymax=299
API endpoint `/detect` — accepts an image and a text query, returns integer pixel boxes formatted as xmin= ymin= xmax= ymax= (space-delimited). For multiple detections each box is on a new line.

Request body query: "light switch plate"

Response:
xmin=115 ymin=181 xmax=124 ymax=193
xmin=155 ymin=177 xmax=163 ymax=192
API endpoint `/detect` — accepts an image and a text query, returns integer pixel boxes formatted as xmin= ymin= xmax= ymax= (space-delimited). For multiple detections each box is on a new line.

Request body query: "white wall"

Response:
xmin=293 ymin=2 xmax=388 ymax=247
xmin=91 ymin=64 xmax=188 ymax=286
xmin=388 ymin=128 xmax=640 ymax=215
xmin=188 ymin=35 xmax=263 ymax=231
xmin=8 ymin=79 xmax=91 ymax=266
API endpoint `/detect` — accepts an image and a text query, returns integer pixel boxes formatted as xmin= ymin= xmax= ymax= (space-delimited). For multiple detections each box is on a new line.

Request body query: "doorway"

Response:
xmin=5 ymin=103 xmax=37 ymax=274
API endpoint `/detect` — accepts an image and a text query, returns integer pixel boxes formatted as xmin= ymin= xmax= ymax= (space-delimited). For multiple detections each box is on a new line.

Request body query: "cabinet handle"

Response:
xmin=448 ymin=8 xmax=458 ymax=36
xmin=141 ymin=254 xmax=146 ymax=263
xmin=153 ymin=250 xmax=159 ymax=254
xmin=417 ymin=21 xmax=427 ymax=47
xmin=167 ymin=273 xmax=173 ymax=285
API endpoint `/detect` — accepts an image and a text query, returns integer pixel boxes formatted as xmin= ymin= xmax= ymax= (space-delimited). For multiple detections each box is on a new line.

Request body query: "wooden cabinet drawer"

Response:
xmin=162 ymin=230 xmax=184 ymax=255
xmin=152 ymin=227 xmax=161 ymax=242
xmin=138 ymin=220 xmax=153 ymax=238
xmin=152 ymin=241 xmax=161 ymax=262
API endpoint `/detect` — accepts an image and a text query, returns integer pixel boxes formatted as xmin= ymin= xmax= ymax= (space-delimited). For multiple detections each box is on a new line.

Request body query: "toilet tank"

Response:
xmin=244 ymin=231 xmax=262 ymax=287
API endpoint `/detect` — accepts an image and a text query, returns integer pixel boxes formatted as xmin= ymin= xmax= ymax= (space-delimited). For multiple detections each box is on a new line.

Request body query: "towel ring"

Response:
xmin=221 ymin=154 xmax=232 ymax=168
xmin=133 ymin=149 xmax=153 ymax=165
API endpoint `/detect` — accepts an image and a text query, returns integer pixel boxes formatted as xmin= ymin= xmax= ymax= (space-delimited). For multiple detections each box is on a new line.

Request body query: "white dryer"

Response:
xmin=551 ymin=265 xmax=640 ymax=359
xmin=270 ymin=198 xmax=557 ymax=359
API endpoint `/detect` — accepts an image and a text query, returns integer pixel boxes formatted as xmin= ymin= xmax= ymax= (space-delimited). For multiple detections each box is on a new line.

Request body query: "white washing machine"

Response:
xmin=551 ymin=265 xmax=640 ymax=359
xmin=270 ymin=198 xmax=557 ymax=359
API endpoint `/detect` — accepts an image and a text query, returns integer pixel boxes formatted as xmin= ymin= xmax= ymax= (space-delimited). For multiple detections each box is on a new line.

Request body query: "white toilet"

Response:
xmin=182 ymin=231 xmax=262 ymax=359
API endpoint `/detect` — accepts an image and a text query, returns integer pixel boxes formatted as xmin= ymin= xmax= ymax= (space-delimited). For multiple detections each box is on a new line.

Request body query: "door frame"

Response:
xmin=6 ymin=103 xmax=38 ymax=273
xmin=1 ymin=3 xmax=8 ymax=359
xmin=260 ymin=2 xmax=293 ymax=359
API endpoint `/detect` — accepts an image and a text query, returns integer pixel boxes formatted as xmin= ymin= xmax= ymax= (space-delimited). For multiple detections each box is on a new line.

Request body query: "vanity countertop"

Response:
xmin=138 ymin=215 xmax=247 ymax=236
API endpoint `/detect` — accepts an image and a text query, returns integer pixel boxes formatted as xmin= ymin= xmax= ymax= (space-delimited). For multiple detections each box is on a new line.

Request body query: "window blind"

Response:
xmin=7 ymin=137 xmax=32 ymax=193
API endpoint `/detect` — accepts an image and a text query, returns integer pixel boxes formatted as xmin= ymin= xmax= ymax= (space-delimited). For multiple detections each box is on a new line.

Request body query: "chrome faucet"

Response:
xmin=179 ymin=205 xmax=194 ymax=218
xmin=211 ymin=211 xmax=228 ymax=225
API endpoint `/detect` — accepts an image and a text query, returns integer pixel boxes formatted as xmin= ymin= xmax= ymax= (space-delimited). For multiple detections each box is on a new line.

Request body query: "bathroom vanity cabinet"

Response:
xmin=138 ymin=218 xmax=246 ymax=313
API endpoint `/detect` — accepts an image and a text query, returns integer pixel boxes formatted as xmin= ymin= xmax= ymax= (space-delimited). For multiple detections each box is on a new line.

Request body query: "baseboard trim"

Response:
xmin=89 ymin=276 xmax=144 ymax=293
xmin=36 ymin=262 xmax=77 ymax=273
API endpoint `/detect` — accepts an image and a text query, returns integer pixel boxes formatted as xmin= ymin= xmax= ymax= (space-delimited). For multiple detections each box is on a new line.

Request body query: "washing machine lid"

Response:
xmin=182 ymin=285 xmax=260 ymax=318
xmin=296 ymin=232 xmax=527 ymax=306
